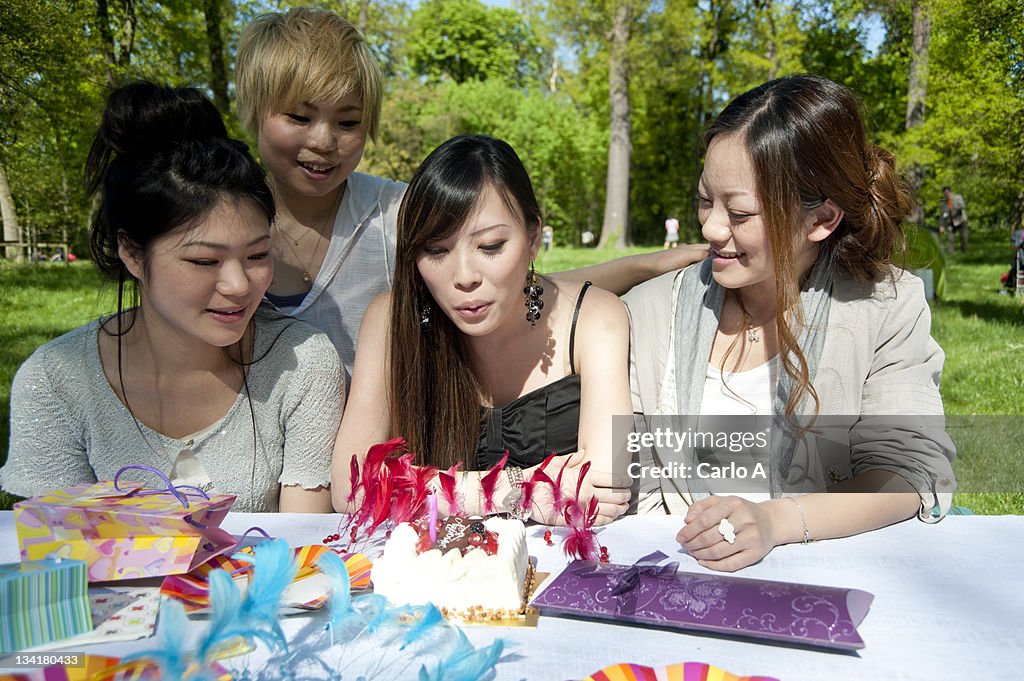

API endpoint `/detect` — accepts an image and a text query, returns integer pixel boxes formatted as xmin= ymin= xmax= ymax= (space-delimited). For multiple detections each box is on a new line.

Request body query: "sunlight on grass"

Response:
xmin=1 ymin=230 xmax=1020 ymax=513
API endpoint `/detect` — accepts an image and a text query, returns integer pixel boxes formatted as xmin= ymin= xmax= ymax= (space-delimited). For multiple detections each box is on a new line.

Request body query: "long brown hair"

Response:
xmin=704 ymin=74 xmax=913 ymax=420
xmin=389 ymin=135 xmax=542 ymax=470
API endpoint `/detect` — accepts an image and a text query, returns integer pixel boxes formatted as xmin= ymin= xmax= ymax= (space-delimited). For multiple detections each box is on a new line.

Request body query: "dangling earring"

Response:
xmin=524 ymin=261 xmax=544 ymax=327
xmin=418 ymin=288 xmax=432 ymax=331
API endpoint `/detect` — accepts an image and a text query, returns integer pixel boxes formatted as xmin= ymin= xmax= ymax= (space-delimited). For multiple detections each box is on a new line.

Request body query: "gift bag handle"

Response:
xmin=224 ymin=527 xmax=276 ymax=571
xmin=114 ymin=464 xmax=211 ymax=509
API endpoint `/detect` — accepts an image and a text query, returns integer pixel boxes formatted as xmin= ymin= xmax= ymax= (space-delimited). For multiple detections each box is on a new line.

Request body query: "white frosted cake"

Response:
xmin=371 ymin=516 xmax=530 ymax=616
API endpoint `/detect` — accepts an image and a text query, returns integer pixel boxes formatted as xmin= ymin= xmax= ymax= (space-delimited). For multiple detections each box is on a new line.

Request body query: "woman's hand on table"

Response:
xmin=676 ymin=495 xmax=787 ymax=572
xmin=527 ymin=451 xmax=631 ymax=527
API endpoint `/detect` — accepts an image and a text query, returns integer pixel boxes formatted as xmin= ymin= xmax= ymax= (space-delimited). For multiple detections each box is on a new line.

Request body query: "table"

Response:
xmin=2 ymin=512 xmax=1022 ymax=680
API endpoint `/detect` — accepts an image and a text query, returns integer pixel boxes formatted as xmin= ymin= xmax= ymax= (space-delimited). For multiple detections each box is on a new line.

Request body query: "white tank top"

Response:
xmin=696 ymin=358 xmax=778 ymax=502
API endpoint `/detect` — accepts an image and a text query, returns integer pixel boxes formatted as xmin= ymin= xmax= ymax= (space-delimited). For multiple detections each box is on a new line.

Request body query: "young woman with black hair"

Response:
xmin=1 ymin=82 xmax=342 ymax=512
xmin=331 ymin=135 xmax=632 ymax=525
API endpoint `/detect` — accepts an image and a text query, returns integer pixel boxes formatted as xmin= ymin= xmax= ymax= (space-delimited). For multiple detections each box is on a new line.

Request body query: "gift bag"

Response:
xmin=14 ymin=465 xmax=237 ymax=583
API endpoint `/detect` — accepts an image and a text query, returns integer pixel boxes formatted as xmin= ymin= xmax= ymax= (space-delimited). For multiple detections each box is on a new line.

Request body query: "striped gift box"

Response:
xmin=0 ymin=558 xmax=93 ymax=653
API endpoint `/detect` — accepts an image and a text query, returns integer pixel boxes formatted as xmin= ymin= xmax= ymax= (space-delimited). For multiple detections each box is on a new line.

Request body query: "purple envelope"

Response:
xmin=530 ymin=553 xmax=873 ymax=651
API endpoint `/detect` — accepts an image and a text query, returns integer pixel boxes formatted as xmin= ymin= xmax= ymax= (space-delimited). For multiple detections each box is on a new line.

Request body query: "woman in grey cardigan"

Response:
xmin=1 ymin=82 xmax=342 ymax=512
xmin=624 ymin=75 xmax=956 ymax=572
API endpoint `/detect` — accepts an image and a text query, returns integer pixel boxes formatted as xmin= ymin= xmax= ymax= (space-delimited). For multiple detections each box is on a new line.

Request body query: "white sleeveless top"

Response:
xmin=697 ymin=358 xmax=778 ymax=502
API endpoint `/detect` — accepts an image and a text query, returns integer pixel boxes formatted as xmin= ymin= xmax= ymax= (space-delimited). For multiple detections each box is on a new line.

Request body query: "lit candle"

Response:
xmin=428 ymin=493 xmax=438 ymax=544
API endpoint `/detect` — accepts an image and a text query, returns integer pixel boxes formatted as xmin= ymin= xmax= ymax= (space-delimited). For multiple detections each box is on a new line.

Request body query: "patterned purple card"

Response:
xmin=530 ymin=554 xmax=873 ymax=650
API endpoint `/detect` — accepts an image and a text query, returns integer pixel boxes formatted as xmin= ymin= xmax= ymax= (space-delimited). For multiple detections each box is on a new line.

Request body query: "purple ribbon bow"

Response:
xmin=576 ymin=550 xmax=680 ymax=596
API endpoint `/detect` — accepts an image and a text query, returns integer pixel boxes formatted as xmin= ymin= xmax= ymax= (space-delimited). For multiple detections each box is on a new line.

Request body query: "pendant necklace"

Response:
xmin=277 ymin=196 xmax=340 ymax=287
xmin=281 ymin=231 xmax=325 ymax=286
xmin=735 ymin=296 xmax=775 ymax=344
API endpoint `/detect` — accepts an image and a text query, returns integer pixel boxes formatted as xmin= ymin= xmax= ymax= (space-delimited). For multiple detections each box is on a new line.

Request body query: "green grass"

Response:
xmin=1 ymin=233 xmax=1021 ymax=513
xmin=0 ymin=262 xmax=118 ymax=510
xmin=928 ymin=233 xmax=1024 ymax=514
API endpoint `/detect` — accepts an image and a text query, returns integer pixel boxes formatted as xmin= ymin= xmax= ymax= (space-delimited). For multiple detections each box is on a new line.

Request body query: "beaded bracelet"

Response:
xmin=459 ymin=471 xmax=470 ymax=514
xmin=785 ymin=496 xmax=811 ymax=544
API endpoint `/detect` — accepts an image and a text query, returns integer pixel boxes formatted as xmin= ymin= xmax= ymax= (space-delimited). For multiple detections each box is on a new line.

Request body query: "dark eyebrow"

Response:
xmin=182 ymin=234 xmax=270 ymax=250
xmin=469 ymin=224 xmax=513 ymax=237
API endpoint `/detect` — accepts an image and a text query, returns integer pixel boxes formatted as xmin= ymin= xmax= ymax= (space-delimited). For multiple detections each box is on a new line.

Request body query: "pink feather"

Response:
xmin=531 ymin=454 xmax=563 ymax=509
xmin=437 ymin=464 xmax=461 ymax=516
xmin=479 ymin=452 xmax=508 ymax=514
xmin=518 ymin=476 xmax=537 ymax=520
xmin=345 ymin=455 xmax=361 ymax=506
xmin=560 ymin=461 xmax=599 ymax=561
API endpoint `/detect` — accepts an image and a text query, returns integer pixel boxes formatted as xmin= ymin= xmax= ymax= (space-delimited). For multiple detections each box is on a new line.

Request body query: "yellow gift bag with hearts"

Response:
xmin=14 ymin=465 xmax=237 ymax=582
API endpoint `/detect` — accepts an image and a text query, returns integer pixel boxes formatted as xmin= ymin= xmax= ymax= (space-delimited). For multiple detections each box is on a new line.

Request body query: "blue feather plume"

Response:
xmin=123 ymin=599 xmax=191 ymax=680
xmin=232 ymin=538 xmax=298 ymax=652
xmin=196 ymin=567 xmax=247 ymax=664
xmin=358 ymin=593 xmax=393 ymax=634
xmin=400 ymin=603 xmax=445 ymax=650
xmin=419 ymin=629 xmax=505 ymax=681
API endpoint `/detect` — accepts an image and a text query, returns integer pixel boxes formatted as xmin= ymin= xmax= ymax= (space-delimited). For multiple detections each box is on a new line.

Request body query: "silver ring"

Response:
xmin=718 ymin=518 xmax=736 ymax=544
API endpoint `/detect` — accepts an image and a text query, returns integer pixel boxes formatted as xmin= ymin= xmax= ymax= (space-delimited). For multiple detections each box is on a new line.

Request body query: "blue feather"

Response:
xmin=420 ymin=629 xmax=505 ymax=681
xmin=316 ymin=551 xmax=351 ymax=616
xmin=196 ymin=567 xmax=245 ymax=663
xmin=123 ymin=599 xmax=190 ymax=680
xmin=317 ymin=550 xmax=378 ymax=646
xmin=400 ymin=603 xmax=444 ymax=650
xmin=232 ymin=539 xmax=297 ymax=652
xmin=357 ymin=593 xmax=393 ymax=634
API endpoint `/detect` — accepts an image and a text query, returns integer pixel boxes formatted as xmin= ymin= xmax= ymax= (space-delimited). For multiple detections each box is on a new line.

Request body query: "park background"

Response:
xmin=1 ymin=0 xmax=1022 ymax=512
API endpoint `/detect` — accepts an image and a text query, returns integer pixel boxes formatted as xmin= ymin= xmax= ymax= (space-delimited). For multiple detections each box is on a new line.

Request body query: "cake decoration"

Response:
xmin=339 ymin=438 xmax=607 ymax=563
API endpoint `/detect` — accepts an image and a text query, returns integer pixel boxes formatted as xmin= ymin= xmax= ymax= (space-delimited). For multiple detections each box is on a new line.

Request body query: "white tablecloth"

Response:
xmin=2 ymin=512 xmax=1022 ymax=680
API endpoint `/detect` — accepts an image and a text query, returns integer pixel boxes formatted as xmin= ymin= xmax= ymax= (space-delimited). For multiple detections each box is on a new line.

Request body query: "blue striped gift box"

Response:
xmin=0 ymin=558 xmax=93 ymax=652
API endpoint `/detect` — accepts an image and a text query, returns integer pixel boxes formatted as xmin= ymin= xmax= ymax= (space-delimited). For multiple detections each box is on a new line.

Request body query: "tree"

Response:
xmin=0 ymin=0 xmax=100 ymax=260
xmin=203 ymin=0 xmax=230 ymax=113
xmin=904 ymin=0 xmax=931 ymax=225
xmin=599 ymin=0 xmax=634 ymax=248
xmin=95 ymin=0 xmax=138 ymax=84
xmin=406 ymin=0 xmax=541 ymax=86
xmin=0 ymin=164 xmax=19 ymax=261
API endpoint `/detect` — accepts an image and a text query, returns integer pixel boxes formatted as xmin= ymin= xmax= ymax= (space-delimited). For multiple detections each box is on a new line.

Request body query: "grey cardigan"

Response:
xmin=2 ymin=308 xmax=343 ymax=512
xmin=624 ymin=265 xmax=956 ymax=520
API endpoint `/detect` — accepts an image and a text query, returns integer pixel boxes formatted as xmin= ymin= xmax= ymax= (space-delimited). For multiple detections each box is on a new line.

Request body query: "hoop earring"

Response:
xmin=524 ymin=262 xmax=544 ymax=327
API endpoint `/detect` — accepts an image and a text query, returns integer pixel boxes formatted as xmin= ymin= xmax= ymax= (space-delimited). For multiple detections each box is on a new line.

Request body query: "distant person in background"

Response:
xmin=542 ymin=224 xmax=554 ymax=251
xmin=940 ymin=186 xmax=968 ymax=253
xmin=999 ymin=229 xmax=1024 ymax=295
xmin=664 ymin=216 xmax=680 ymax=249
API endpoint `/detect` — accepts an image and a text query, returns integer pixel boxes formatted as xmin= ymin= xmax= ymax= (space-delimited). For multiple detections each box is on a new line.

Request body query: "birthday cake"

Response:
xmin=370 ymin=515 xmax=531 ymax=617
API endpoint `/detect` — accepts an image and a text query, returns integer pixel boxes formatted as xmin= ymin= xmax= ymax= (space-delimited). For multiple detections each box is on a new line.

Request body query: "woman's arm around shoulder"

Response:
xmin=330 ymin=291 xmax=394 ymax=512
xmin=555 ymin=244 xmax=708 ymax=295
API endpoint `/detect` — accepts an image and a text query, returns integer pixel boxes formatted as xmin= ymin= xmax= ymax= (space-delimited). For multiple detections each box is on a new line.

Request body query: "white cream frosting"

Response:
xmin=371 ymin=517 xmax=529 ymax=612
